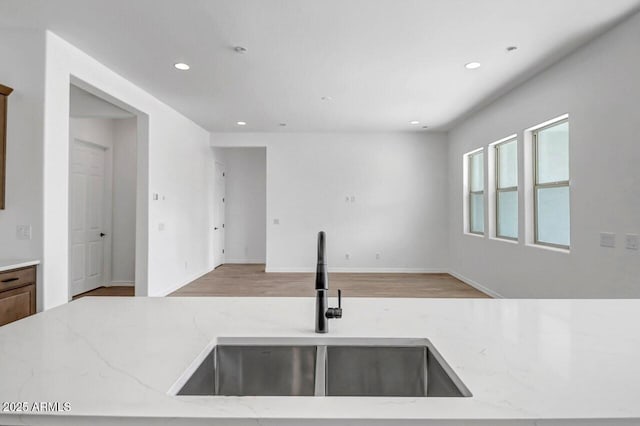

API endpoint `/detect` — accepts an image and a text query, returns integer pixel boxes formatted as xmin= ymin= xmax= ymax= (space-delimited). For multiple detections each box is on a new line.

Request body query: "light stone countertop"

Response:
xmin=0 ymin=259 xmax=40 ymax=272
xmin=0 ymin=296 xmax=639 ymax=425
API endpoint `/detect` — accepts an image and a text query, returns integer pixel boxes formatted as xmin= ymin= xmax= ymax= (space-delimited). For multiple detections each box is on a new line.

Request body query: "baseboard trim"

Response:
xmin=109 ymin=281 xmax=134 ymax=287
xmin=265 ymin=267 xmax=448 ymax=274
xmin=448 ymin=270 xmax=503 ymax=299
xmin=225 ymin=259 xmax=265 ymax=264
xmin=153 ymin=268 xmax=214 ymax=297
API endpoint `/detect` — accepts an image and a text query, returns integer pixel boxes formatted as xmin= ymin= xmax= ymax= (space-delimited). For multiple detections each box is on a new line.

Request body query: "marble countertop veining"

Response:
xmin=0 ymin=259 xmax=40 ymax=273
xmin=1 ymin=296 xmax=639 ymax=425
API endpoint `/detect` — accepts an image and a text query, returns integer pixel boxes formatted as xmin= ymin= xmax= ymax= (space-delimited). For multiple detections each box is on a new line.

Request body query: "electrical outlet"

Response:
xmin=600 ymin=232 xmax=616 ymax=248
xmin=158 ymin=222 xmax=165 ymax=231
xmin=376 ymin=253 xmax=381 ymax=260
xmin=626 ymin=234 xmax=639 ymax=250
xmin=16 ymin=225 xmax=32 ymax=240
xmin=345 ymin=253 xmax=350 ymax=260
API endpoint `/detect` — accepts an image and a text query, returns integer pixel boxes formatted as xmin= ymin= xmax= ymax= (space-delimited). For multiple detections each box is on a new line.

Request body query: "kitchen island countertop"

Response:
xmin=1 ymin=296 xmax=639 ymax=425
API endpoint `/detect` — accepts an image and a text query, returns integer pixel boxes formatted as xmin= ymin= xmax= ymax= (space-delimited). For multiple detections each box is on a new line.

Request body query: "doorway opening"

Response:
xmin=211 ymin=147 xmax=267 ymax=269
xmin=68 ymin=84 xmax=138 ymax=298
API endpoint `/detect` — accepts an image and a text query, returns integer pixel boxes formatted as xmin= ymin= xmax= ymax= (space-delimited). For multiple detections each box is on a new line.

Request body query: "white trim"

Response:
xmin=488 ymin=133 xmax=518 ymax=147
xmin=448 ymin=270 xmax=503 ymax=299
xmin=524 ymin=113 xmax=569 ymax=132
xmin=224 ymin=259 xmax=265 ymax=264
xmin=151 ymin=268 xmax=214 ymax=297
xmin=464 ymin=231 xmax=485 ymax=238
xmin=109 ymin=281 xmax=135 ymax=286
xmin=525 ymin=243 xmax=570 ymax=254
xmin=465 ymin=147 xmax=483 ymax=156
xmin=489 ymin=236 xmax=519 ymax=245
xmin=265 ymin=267 xmax=448 ymax=273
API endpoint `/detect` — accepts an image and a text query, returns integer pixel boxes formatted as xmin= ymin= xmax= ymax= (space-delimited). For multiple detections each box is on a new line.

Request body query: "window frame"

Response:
xmin=533 ymin=118 xmax=570 ymax=249
xmin=468 ymin=149 xmax=484 ymax=235
xmin=495 ymin=138 xmax=518 ymax=241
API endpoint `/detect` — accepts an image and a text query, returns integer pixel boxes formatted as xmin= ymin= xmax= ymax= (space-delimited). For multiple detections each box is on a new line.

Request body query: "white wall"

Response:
xmin=0 ymin=29 xmax=46 ymax=309
xmin=112 ymin=118 xmax=137 ymax=285
xmin=42 ymin=31 xmax=212 ymax=305
xmin=448 ymin=12 xmax=640 ymax=298
xmin=212 ymin=132 xmax=449 ymax=272
xmin=222 ymin=148 xmax=266 ymax=264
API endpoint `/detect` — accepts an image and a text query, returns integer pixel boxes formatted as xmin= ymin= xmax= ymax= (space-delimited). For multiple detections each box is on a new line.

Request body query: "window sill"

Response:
xmin=490 ymin=237 xmax=518 ymax=245
xmin=526 ymin=243 xmax=570 ymax=254
xmin=464 ymin=232 xmax=485 ymax=238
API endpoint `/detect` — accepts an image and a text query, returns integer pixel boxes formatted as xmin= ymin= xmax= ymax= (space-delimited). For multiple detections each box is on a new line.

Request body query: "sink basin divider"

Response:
xmin=422 ymin=346 xmax=429 ymax=396
xmin=314 ymin=345 xmax=327 ymax=396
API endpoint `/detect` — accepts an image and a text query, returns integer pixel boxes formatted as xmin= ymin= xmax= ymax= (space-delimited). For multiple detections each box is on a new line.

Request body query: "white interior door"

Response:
xmin=213 ymin=162 xmax=226 ymax=268
xmin=70 ymin=141 xmax=107 ymax=296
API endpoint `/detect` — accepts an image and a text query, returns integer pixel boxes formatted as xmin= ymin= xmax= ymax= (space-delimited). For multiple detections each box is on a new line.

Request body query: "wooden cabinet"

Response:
xmin=0 ymin=83 xmax=13 ymax=210
xmin=0 ymin=265 xmax=36 ymax=327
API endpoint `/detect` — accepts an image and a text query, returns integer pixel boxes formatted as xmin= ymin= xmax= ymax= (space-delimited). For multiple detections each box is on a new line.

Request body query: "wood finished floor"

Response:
xmin=169 ymin=264 xmax=490 ymax=298
xmin=72 ymin=286 xmax=135 ymax=300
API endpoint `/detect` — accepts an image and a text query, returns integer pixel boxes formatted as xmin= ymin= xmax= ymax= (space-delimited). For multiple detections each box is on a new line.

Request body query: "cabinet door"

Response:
xmin=0 ymin=84 xmax=12 ymax=210
xmin=0 ymin=284 xmax=36 ymax=327
xmin=0 ymin=93 xmax=6 ymax=210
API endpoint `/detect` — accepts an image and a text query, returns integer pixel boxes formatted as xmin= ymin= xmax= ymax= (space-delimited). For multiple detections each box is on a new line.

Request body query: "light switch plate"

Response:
xmin=273 ymin=218 xmax=280 ymax=225
xmin=626 ymin=234 xmax=639 ymax=250
xmin=16 ymin=225 xmax=32 ymax=240
xmin=600 ymin=232 xmax=616 ymax=248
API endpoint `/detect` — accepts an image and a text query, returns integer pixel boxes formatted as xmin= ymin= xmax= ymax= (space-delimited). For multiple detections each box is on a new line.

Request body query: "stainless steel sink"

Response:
xmin=173 ymin=338 xmax=471 ymax=397
xmin=325 ymin=345 xmax=468 ymax=397
xmin=177 ymin=345 xmax=317 ymax=396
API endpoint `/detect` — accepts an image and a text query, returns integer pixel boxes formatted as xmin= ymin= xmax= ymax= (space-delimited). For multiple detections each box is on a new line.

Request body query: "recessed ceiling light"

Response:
xmin=409 ymin=120 xmax=420 ymax=125
xmin=234 ymin=46 xmax=247 ymax=54
xmin=174 ymin=62 xmax=190 ymax=71
xmin=465 ymin=62 xmax=481 ymax=70
xmin=236 ymin=121 xmax=247 ymax=126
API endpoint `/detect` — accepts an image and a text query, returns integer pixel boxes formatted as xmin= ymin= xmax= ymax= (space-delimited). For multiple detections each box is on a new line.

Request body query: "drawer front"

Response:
xmin=0 ymin=266 xmax=36 ymax=292
xmin=0 ymin=284 xmax=36 ymax=326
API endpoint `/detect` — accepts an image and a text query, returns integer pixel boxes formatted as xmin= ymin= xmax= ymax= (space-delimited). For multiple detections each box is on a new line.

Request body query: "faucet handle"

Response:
xmin=326 ymin=289 xmax=343 ymax=319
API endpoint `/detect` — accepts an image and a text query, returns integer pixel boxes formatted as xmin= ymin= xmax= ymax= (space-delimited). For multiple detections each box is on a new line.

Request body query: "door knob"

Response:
xmin=214 ymin=227 xmax=219 ymax=230
xmin=100 ymin=232 xmax=106 ymax=237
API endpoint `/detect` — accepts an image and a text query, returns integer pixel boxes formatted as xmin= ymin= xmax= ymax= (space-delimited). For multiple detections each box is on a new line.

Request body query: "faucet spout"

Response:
xmin=315 ymin=231 xmax=342 ymax=333
xmin=315 ymin=231 xmax=328 ymax=290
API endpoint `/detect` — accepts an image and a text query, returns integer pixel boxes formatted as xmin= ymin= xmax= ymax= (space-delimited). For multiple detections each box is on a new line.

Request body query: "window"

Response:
xmin=468 ymin=150 xmax=484 ymax=235
xmin=533 ymin=119 xmax=570 ymax=248
xmin=495 ymin=139 xmax=518 ymax=239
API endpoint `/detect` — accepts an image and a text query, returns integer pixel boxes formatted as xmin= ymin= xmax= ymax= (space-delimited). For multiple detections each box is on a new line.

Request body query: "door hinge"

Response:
xmin=222 ymin=197 xmax=225 ymax=203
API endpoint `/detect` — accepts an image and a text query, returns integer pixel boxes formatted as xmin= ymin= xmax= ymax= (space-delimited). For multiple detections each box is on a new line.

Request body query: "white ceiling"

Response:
xmin=2 ymin=0 xmax=640 ymax=132
xmin=69 ymin=85 xmax=134 ymax=119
